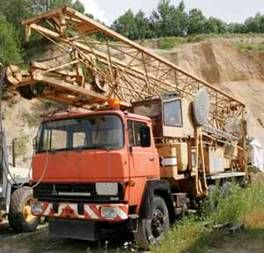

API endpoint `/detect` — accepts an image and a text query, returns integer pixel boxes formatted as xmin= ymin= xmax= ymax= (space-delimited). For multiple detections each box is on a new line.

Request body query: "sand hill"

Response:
xmin=154 ymin=39 xmax=264 ymax=145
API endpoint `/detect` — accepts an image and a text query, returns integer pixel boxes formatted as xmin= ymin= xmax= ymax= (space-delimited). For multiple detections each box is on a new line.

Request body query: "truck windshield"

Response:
xmin=36 ymin=115 xmax=124 ymax=152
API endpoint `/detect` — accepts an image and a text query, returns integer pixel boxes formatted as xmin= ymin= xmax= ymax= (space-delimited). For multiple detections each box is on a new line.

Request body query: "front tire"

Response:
xmin=134 ymin=196 xmax=170 ymax=250
xmin=8 ymin=186 xmax=40 ymax=233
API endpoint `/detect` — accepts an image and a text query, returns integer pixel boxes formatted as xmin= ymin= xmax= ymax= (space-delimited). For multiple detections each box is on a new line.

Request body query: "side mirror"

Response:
xmin=140 ymin=126 xmax=151 ymax=147
xmin=12 ymin=138 xmax=17 ymax=167
xmin=33 ymin=137 xmax=37 ymax=153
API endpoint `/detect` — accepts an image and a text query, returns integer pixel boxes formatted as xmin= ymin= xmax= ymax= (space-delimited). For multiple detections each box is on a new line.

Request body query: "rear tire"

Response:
xmin=134 ymin=196 xmax=170 ymax=250
xmin=8 ymin=186 xmax=40 ymax=233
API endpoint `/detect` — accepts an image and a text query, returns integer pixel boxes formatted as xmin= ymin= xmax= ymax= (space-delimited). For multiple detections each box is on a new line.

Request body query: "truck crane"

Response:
xmin=1 ymin=6 xmax=247 ymax=249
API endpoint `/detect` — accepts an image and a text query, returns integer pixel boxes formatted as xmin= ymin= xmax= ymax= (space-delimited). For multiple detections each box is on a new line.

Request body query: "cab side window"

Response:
xmin=128 ymin=120 xmax=151 ymax=147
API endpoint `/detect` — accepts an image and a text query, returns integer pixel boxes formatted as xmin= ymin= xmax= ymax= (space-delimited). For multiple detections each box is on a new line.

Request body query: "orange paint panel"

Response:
xmin=32 ymin=149 xmax=129 ymax=182
xmin=128 ymin=177 xmax=146 ymax=208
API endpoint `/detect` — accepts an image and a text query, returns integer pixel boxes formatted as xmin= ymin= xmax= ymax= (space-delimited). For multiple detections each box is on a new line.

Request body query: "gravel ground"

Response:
xmin=0 ymin=223 xmax=140 ymax=253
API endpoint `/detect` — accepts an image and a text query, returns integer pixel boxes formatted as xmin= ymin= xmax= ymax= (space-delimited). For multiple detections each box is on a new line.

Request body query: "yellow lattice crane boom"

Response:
xmin=4 ymin=6 xmax=245 ymax=134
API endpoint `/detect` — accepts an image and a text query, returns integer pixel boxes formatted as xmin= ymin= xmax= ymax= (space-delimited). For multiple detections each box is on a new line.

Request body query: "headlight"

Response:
xmin=96 ymin=183 xmax=118 ymax=196
xmin=31 ymin=201 xmax=43 ymax=215
xmin=101 ymin=207 xmax=118 ymax=219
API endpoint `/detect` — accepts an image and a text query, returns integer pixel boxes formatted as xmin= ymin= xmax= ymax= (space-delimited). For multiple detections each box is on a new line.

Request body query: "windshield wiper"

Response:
xmin=86 ymin=145 xmax=116 ymax=151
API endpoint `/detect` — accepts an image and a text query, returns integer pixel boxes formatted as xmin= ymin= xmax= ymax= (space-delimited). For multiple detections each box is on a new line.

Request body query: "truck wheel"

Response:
xmin=8 ymin=187 xmax=40 ymax=233
xmin=134 ymin=196 xmax=170 ymax=250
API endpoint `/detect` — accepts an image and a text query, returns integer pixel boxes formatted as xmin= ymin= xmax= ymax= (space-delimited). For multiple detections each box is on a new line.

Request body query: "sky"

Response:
xmin=79 ymin=0 xmax=264 ymax=25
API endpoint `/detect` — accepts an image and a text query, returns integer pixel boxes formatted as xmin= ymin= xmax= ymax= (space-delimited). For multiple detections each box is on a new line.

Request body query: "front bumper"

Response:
xmin=49 ymin=218 xmax=129 ymax=241
xmin=32 ymin=201 xmax=129 ymax=222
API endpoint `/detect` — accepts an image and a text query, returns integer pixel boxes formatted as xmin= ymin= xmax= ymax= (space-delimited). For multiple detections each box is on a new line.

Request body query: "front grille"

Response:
xmin=34 ymin=183 xmax=124 ymax=203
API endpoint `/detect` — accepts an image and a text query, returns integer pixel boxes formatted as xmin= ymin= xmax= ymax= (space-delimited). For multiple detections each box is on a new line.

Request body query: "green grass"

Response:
xmin=157 ymin=37 xmax=187 ymax=49
xmin=151 ymin=216 xmax=209 ymax=253
xmin=151 ymin=182 xmax=264 ymax=253
xmin=235 ymin=42 xmax=264 ymax=52
xmin=149 ymin=33 xmax=264 ymax=50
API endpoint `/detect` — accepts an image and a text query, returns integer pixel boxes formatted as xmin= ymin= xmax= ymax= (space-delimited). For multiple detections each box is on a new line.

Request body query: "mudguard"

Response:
xmin=139 ymin=179 xmax=176 ymax=223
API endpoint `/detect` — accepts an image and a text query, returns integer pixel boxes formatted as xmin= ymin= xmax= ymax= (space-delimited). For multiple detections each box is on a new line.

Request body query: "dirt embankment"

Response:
xmin=154 ymin=39 xmax=264 ymax=145
xmin=2 ymin=97 xmax=62 ymax=169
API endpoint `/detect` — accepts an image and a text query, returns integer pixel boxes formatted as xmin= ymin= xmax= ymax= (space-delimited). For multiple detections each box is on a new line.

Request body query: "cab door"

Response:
xmin=127 ymin=120 xmax=159 ymax=206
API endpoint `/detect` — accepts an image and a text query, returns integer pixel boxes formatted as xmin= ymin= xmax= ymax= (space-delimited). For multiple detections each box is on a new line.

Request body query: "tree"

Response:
xmin=0 ymin=0 xmax=85 ymax=28
xmin=0 ymin=0 xmax=86 ymax=64
xmin=172 ymin=1 xmax=188 ymax=36
xmin=0 ymin=15 xmax=22 ymax=65
xmin=151 ymin=0 xmax=175 ymax=37
xmin=244 ymin=13 xmax=264 ymax=33
xmin=187 ymin=8 xmax=207 ymax=34
xmin=134 ymin=11 xmax=154 ymax=39
xmin=72 ymin=0 xmax=85 ymax=13
xmin=30 ymin=0 xmax=85 ymax=13
xmin=204 ymin=17 xmax=227 ymax=34
xmin=150 ymin=0 xmax=188 ymax=37
xmin=228 ymin=23 xmax=246 ymax=33
xmin=0 ymin=0 xmax=32 ymax=32
xmin=48 ymin=0 xmax=72 ymax=9
xmin=111 ymin=9 xmax=138 ymax=40
xmin=48 ymin=0 xmax=85 ymax=13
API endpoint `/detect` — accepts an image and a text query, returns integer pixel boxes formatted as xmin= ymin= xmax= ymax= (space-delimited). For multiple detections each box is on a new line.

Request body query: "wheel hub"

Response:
xmin=151 ymin=209 xmax=165 ymax=238
xmin=23 ymin=200 xmax=36 ymax=223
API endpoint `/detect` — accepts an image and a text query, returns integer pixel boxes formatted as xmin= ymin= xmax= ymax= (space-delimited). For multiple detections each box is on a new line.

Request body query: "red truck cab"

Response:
xmin=31 ymin=109 xmax=172 ymax=247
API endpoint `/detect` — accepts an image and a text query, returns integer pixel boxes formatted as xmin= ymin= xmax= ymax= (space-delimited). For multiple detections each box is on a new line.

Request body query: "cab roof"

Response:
xmin=41 ymin=109 xmax=151 ymax=123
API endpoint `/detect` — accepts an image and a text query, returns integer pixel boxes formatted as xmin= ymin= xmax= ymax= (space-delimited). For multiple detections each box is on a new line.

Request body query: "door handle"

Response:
xmin=149 ymin=157 xmax=155 ymax=161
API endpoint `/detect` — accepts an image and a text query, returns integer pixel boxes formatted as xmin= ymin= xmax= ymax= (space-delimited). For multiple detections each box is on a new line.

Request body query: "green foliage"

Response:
xmin=0 ymin=0 xmax=32 ymax=33
xmin=228 ymin=22 xmax=246 ymax=33
xmin=111 ymin=9 xmax=141 ymax=40
xmin=0 ymin=0 xmax=86 ymax=37
xmin=158 ymin=37 xmax=176 ymax=49
xmin=152 ymin=182 xmax=264 ymax=253
xmin=49 ymin=0 xmax=72 ymax=8
xmin=211 ymin=184 xmax=248 ymax=224
xmin=157 ymin=36 xmax=186 ymax=49
xmin=244 ymin=13 xmax=264 ymax=33
xmin=205 ymin=182 xmax=264 ymax=226
xmin=48 ymin=0 xmax=85 ymax=13
xmin=0 ymin=0 xmax=85 ymax=64
xmin=0 ymin=15 xmax=22 ymax=65
xmin=151 ymin=216 xmax=208 ymax=253
xmin=235 ymin=41 xmax=264 ymax=52
xmin=187 ymin=8 xmax=206 ymax=34
xmin=134 ymin=11 xmax=154 ymax=40
xmin=153 ymin=33 xmax=264 ymax=51
xmin=151 ymin=0 xmax=186 ymax=37
xmin=72 ymin=0 xmax=85 ymax=13
xmin=112 ymin=0 xmax=264 ymax=41
xmin=204 ymin=17 xmax=227 ymax=34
